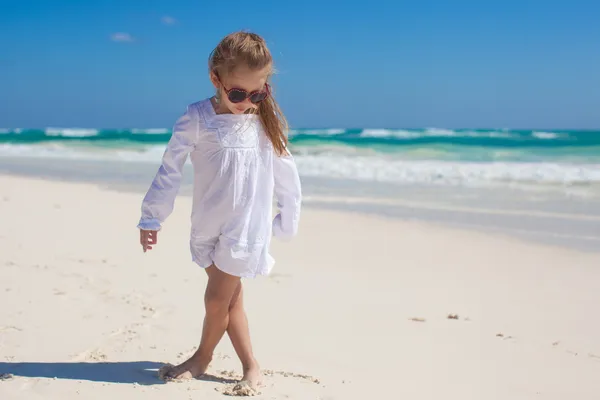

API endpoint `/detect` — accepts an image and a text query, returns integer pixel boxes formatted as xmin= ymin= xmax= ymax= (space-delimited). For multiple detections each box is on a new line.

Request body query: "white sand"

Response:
xmin=1 ymin=174 xmax=599 ymax=399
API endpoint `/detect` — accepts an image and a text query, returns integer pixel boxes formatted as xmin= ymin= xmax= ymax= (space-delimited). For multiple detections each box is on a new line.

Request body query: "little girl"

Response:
xmin=137 ymin=31 xmax=302 ymax=392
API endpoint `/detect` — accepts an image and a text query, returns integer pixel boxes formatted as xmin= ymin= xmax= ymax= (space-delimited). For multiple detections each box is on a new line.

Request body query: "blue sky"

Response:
xmin=1 ymin=0 xmax=599 ymax=129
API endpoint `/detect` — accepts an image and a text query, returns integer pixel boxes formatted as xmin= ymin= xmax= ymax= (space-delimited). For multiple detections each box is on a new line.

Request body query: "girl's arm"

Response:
xmin=272 ymin=148 xmax=302 ymax=240
xmin=137 ymin=105 xmax=199 ymax=231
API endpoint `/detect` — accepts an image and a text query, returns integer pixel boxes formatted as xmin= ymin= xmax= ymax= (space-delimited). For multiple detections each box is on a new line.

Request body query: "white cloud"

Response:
xmin=111 ymin=32 xmax=135 ymax=43
xmin=161 ymin=16 xmax=177 ymax=25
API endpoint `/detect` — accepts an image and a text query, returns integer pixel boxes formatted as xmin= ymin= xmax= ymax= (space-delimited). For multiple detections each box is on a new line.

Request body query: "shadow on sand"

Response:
xmin=0 ymin=361 xmax=238 ymax=386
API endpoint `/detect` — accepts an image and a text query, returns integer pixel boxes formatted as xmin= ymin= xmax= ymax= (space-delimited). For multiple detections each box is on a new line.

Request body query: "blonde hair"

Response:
xmin=209 ymin=31 xmax=289 ymax=156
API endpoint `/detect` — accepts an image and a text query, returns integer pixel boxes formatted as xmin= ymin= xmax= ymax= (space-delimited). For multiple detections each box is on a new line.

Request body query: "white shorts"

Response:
xmin=189 ymin=234 xmax=274 ymax=278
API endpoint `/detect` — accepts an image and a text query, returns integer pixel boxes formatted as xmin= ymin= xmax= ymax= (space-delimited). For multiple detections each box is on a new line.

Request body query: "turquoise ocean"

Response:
xmin=1 ymin=127 xmax=600 ymax=191
xmin=2 ymin=126 xmax=600 ymax=251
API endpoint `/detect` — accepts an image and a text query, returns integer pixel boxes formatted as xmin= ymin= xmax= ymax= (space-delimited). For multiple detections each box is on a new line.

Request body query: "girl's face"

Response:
xmin=210 ymin=65 xmax=271 ymax=115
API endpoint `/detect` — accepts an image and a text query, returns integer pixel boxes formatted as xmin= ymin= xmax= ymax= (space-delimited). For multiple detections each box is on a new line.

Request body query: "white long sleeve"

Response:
xmin=137 ymin=105 xmax=199 ymax=231
xmin=272 ymin=148 xmax=302 ymax=240
xmin=136 ymin=98 xmax=302 ymax=278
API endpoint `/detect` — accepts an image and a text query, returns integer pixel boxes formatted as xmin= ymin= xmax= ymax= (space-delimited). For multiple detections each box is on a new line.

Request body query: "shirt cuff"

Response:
xmin=137 ymin=218 xmax=162 ymax=231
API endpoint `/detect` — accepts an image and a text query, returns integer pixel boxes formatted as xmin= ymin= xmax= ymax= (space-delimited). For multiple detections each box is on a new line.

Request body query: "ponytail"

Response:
xmin=258 ymin=88 xmax=289 ymax=156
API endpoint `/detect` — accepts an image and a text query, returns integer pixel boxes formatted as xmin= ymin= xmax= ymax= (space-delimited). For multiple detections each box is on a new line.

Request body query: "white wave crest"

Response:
xmin=427 ymin=129 xmax=514 ymax=139
xmin=361 ymin=129 xmax=420 ymax=138
xmin=0 ymin=143 xmax=167 ymax=163
xmin=45 ymin=128 xmax=99 ymax=137
xmin=2 ymin=144 xmax=599 ymax=188
xmin=131 ymin=128 xmax=170 ymax=134
xmin=0 ymin=128 xmax=10 ymax=134
xmin=423 ymin=128 xmax=457 ymax=136
xmin=532 ymin=131 xmax=562 ymax=140
xmin=360 ymin=129 xmax=515 ymax=139
xmin=291 ymin=129 xmax=345 ymax=136
xmin=294 ymin=154 xmax=600 ymax=186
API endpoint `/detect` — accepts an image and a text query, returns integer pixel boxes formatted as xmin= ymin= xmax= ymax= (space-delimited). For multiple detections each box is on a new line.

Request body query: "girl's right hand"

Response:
xmin=140 ymin=229 xmax=158 ymax=252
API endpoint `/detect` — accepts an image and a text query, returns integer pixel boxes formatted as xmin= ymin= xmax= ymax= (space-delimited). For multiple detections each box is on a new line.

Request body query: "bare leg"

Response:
xmin=226 ymin=282 xmax=261 ymax=390
xmin=162 ymin=264 xmax=240 ymax=380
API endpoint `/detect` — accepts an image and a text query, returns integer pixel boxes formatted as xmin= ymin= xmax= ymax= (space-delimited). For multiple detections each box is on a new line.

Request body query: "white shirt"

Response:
xmin=137 ymin=98 xmax=302 ymax=278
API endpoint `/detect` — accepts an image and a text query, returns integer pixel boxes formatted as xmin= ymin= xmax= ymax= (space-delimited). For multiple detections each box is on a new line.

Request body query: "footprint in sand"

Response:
xmin=218 ymin=369 xmax=321 ymax=396
xmin=70 ymin=348 xmax=108 ymax=362
xmin=263 ymin=369 xmax=320 ymax=384
xmin=0 ymin=326 xmax=23 ymax=333
xmin=174 ymin=346 xmax=198 ymax=360
xmin=141 ymin=304 xmax=160 ymax=319
xmin=496 ymin=333 xmax=514 ymax=340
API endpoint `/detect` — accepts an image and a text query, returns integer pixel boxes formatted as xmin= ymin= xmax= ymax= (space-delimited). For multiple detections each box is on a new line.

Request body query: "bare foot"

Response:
xmin=242 ymin=363 xmax=262 ymax=389
xmin=227 ymin=363 xmax=262 ymax=396
xmin=158 ymin=352 xmax=212 ymax=381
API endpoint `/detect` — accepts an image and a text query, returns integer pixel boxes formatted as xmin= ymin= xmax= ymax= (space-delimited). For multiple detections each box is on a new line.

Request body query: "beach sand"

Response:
xmin=1 ymin=173 xmax=599 ymax=399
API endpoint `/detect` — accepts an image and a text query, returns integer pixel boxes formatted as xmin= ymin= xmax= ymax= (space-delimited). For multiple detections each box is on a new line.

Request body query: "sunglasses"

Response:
xmin=217 ymin=75 xmax=270 ymax=104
